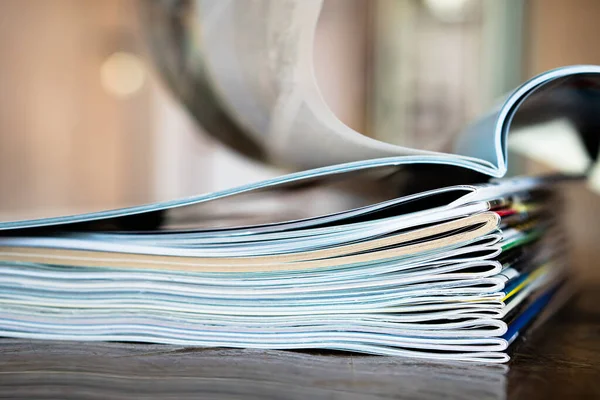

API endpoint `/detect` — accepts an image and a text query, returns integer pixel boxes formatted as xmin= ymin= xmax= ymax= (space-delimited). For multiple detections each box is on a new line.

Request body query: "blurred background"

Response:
xmin=0 ymin=0 xmax=599 ymax=281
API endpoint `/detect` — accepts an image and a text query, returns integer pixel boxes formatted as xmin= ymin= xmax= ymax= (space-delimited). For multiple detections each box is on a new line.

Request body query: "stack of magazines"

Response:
xmin=0 ymin=172 xmax=572 ymax=363
xmin=0 ymin=0 xmax=598 ymax=362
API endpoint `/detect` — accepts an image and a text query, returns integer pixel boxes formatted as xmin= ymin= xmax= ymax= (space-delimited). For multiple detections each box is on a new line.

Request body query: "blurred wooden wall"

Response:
xmin=0 ymin=0 xmax=153 ymax=213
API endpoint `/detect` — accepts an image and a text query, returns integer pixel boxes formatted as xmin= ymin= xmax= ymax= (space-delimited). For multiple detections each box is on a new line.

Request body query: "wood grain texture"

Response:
xmin=0 ymin=286 xmax=598 ymax=399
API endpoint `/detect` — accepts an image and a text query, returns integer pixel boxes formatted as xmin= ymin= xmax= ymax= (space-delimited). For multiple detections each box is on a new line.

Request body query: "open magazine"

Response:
xmin=1 ymin=0 xmax=598 ymax=363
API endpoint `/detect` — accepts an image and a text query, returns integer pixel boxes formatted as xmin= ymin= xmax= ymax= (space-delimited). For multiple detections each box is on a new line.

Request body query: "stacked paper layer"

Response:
xmin=0 ymin=178 xmax=569 ymax=363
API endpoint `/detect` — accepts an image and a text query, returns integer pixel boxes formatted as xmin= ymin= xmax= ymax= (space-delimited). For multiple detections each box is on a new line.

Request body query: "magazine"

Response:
xmin=0 ymin=0 xmax=597 ymax=363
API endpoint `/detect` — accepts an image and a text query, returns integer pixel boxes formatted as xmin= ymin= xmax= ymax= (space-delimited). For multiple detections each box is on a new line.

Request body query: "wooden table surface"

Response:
xmin=0 ymin=287 xmax=598 ymax=400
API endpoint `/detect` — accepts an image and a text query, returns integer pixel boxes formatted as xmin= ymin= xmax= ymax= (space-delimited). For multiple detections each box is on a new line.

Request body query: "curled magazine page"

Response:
xmin=454 ymin=65 xmax=600 ymax=176
xmin=144 ymin=1 xmax=600 ymax=178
